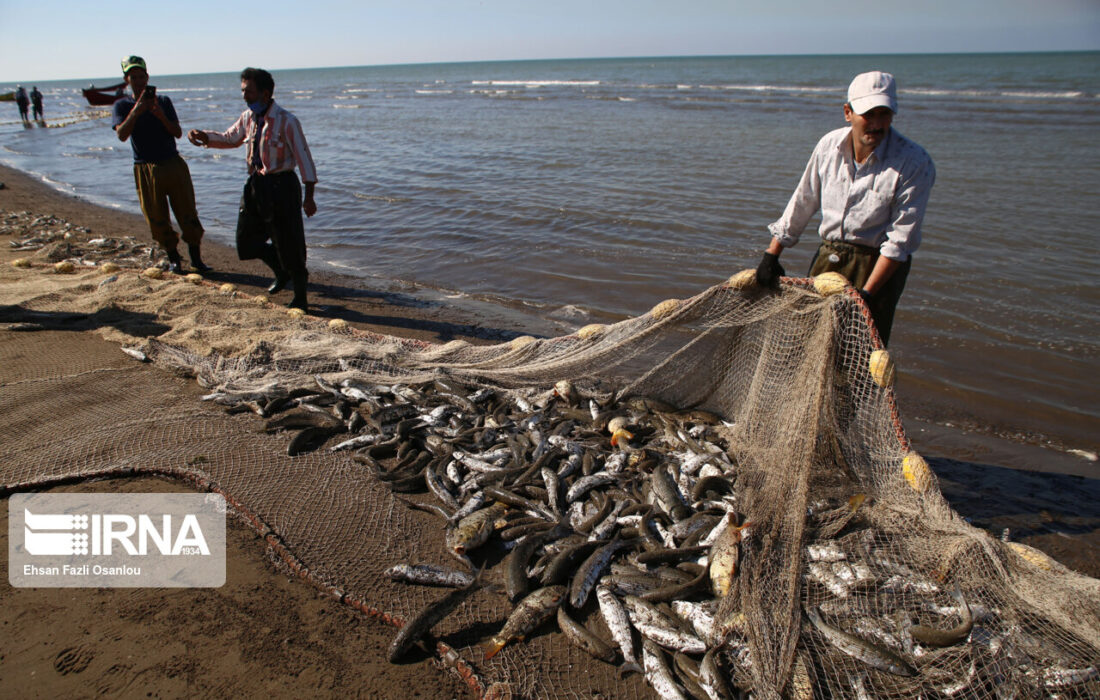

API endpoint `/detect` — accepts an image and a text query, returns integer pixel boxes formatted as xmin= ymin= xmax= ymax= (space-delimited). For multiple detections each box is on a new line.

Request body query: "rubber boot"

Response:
xmin=287 ymin=271 xmax=308 ymax=311
xmin=166 ymin=248 xmax=184 ymax=275
xmin=188 ymin=244 xmax=212 ymax=273
xmin=260 ymin=245 xmax=290 ymax=294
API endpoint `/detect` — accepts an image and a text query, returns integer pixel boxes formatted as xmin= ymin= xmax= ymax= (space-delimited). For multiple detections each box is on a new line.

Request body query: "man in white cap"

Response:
xmin=755 ymin=71 xmax=935 ymax=345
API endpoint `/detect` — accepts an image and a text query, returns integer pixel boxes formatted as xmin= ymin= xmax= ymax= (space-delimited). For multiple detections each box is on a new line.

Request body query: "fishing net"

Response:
xmin=2 ymin=212 xmax=1098 ymax=699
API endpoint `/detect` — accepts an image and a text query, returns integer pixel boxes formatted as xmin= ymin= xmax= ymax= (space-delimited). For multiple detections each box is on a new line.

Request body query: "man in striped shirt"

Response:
xmin=188 ymin=68 xmax=317 ymax=310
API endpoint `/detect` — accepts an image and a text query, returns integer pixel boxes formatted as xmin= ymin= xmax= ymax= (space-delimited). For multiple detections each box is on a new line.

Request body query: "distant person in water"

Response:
xmin=112 ymin=55 xmax=209 ymax=274
xmin=30 ymin=87 xmax=43 ymax=121
xmin=14 ymin=86 xmax=30 ymax=123
xmin=188 ymin=67 xmax=318 ymax=311
xmin=755 ymin=71 xmax=935 ymax=346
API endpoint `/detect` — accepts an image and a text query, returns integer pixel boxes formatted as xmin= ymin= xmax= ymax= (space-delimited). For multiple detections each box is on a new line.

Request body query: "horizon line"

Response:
xmin=5 ymin=49 xmax=1099 ymax=85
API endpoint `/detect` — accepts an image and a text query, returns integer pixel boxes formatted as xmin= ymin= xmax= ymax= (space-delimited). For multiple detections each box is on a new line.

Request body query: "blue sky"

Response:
xmin=2 ymin=0 xmax=1098 ymax=83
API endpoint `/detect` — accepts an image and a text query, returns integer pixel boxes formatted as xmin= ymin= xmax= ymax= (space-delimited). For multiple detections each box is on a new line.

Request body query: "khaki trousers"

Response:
xmin=133 ymin=154 xmax=204 ymax=251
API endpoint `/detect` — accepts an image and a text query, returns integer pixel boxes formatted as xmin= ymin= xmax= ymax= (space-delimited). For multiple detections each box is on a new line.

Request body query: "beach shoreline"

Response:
xmin=2 ymin=160 xmax=1098 ymax=697
xmin=2 ymin=160 xmax=1095 ymax=474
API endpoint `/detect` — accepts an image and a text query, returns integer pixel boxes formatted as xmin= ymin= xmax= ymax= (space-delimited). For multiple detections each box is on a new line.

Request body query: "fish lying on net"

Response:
xmin=215 ymin=375 xmax=1099 ymax=698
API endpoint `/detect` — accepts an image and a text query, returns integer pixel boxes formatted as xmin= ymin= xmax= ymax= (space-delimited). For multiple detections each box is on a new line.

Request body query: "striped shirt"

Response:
xmin=200 ymin=101 xmax=317 ymax=183
xmin=768 ymin=126 xmax=934 ymax=261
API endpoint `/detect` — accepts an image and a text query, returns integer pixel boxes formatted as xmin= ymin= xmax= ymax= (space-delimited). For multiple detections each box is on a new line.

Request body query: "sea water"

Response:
xmin=2 ymin=53 xmax=1098 ymax=460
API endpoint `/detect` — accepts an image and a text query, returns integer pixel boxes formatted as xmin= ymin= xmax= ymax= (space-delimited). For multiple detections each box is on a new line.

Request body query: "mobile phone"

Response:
xmin=144 ymin=85 xmax=156 ymax=99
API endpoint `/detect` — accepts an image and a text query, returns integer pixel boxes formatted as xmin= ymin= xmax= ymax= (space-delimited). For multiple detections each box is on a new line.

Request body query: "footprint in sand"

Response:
xmin=53 ymin=645 xmax=95 ymax=675
xmin=94 ymin=664 xmax=134 ymax=695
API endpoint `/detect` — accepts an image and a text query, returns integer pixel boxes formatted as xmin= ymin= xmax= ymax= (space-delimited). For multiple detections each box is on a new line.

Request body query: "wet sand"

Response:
xmin=2 ymin=162 xmax=1098 ymax=697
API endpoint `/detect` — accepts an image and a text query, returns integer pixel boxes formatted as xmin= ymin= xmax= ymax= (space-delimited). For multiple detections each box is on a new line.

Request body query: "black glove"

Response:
xmin=755 ymin=252 xmax=785 ymax=288
xmin=858 ymin=289 xmax=873 ymax=305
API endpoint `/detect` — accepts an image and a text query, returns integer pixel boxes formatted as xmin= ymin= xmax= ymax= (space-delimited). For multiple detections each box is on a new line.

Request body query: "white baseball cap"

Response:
xmin=847 ymin=71 xmax=897 ymax=114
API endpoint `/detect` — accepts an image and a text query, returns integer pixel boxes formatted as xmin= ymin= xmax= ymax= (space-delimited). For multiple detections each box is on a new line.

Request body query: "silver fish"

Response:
xmin=596 ymin=586 xmax=643 ymax=677
xmin=805 ymin=606 xmax=916 ymax=677
xmin=622 ymin=595 xmax=706 ymax=655
xmin=121 ymin=346 xmax=149 ymax=362
xmin=570 ymin=535 xmax=634 ymax=608
xmin=388 ymin=571 xmax=485 ymax=662
xmin=385 ymin=563 xmax=475 ymax=588
xmin=671 ymin=599 xmax=718 ymax=646
xmin=329 ymin=433 xmax=381 ymax=452
xmin=541 ymin=467 xmax=561 ymax=515
xmin=641 ymin=638 xmax=689 ymax=700
xmin=566 ymin=472 xmax=617 ymax=503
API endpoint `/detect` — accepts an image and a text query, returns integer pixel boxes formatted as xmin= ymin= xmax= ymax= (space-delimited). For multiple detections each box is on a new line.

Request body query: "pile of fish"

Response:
xmin=197 ymin=374 xmax=1098 ymax=699
xmin=3 ymin=209 xmax=161 ymax=268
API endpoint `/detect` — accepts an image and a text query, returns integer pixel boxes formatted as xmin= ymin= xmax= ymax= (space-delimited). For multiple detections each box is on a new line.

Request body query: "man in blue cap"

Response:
xmin=755 ymin=71 xmax=935 ymax=346
xmin=113 ymin=55 xmax=209 ymax=274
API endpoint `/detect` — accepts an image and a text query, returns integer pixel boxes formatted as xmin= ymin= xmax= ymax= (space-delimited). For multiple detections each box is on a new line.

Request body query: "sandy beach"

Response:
xmin=2 ymin=161 xmax=1098 ymax=698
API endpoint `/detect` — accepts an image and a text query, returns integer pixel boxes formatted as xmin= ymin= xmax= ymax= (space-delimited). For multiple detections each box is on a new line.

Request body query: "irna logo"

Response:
xmin=9 ymin=493 xmax=226 ymax=588
xmin=24 ymin=509 xmax=210 ymax=556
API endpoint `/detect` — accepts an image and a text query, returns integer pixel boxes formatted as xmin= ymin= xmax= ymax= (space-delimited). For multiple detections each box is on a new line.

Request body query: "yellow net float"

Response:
xmin=53 ymin=260 xmax=75 ymax=274
xmin=252 ymin=294 xmax=268 ymax=305
xmin=219 ymin=283 xmax=236 ymax=294
xmin=184 ymin=273 xmax=204 ymax=285
xmin=99 ymin=262 xmax=120 ymax=274
xmin=902 ymin=452 xmax=933 ymax=493
xmin=576 ymin=323 xmax=605 ymax=340
xmin=286 ymin=307 xmax=306 ymax=318
xmin=649 ymin=298 xmax=681 ymax=320
xmin=812 ymin=271 xmax=850 ymax=296
xmin=142 ymin=266 xmax=163 ymax=280
xmin=11 ymin=258 xmax=31 ymax=268
xmin=1006 ymin=541 xmax=1054 ymax=571
xmin=869 ymin=349 xmax=895 ymax=388
xmin=328 ymin=318 xmax=349 ymax=331
xmin=725 ymin=269 xmax=757 ymax=290
xmin=510 ymin=335 xmax=536 ymax=350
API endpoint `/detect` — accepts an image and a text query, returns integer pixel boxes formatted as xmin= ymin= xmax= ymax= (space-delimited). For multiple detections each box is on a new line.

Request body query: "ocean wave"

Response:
xmin=468 ymin=89 xmax=529 ymax=98
xmin=698 ymin=83 xmax=837 ymax=94
xmin=906 ymin=87 xmax=1092 ymax=100
xmin=1001 ymin=89 xmax=1090 ymax=99
xmin=469 ymin=80 xmax=601 ymax=87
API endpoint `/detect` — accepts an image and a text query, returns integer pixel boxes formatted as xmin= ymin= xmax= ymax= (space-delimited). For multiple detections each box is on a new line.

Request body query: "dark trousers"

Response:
xmin=236 ymin=171 xmax=307 ymax=275
xmin=808 ymin=239 xmax=911 ymax=346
